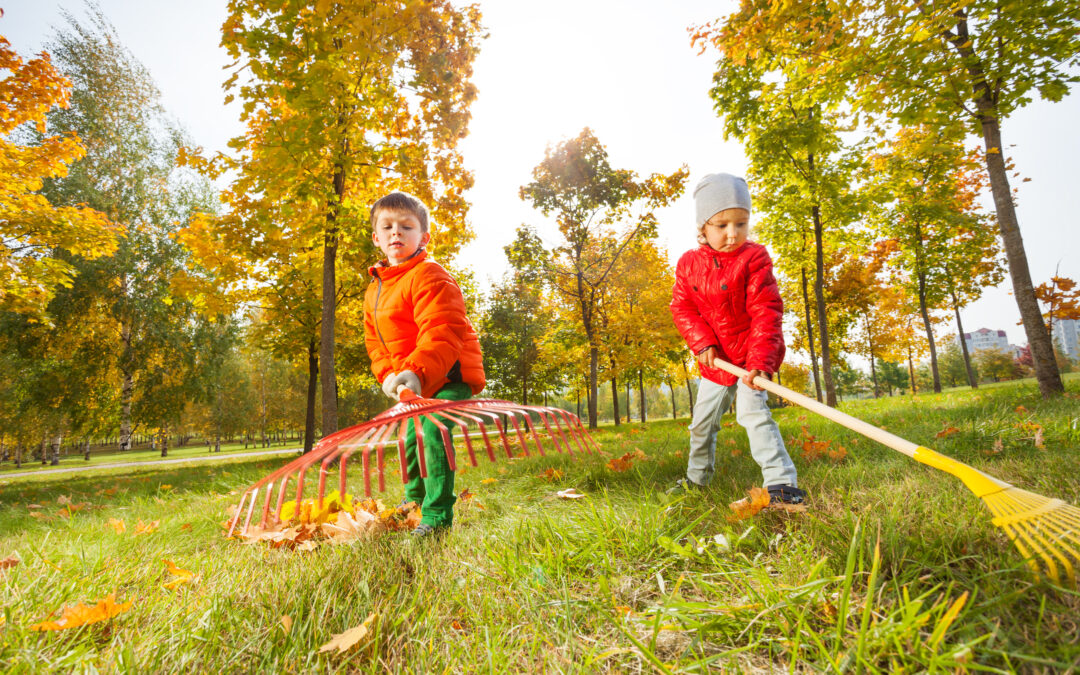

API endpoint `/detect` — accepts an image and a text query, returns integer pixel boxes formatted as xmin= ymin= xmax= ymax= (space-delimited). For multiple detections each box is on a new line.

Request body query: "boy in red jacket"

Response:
xmin=668 ymin=173 xmax=804 ymax=504
xmin=363 ymin=191 xmax=486 ymax=537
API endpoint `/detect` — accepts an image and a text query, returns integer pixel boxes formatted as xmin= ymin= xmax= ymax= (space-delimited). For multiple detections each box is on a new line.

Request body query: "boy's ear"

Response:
xmin=421 ymin=231 xmax=431 ymax=248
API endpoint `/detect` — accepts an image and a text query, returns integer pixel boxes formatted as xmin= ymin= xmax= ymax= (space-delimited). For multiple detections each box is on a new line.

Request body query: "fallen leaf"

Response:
xmin=319 ymin=612 xmax=377 ymax=654
xmin=538 ymin=468 xmax=564 ymax=482
xmin=481 ymin=478 xmax=498 ymax=485
xmin=728 ymin=487 xmax=771 ymax=521
xmin=30 ymin=594 xmax=132 ymax=631
xmin=935 ymin=426 xmax=960 ymax=439
xmin=556 ymin=488 xmax=587 ymax=500
xmin=108 ymin=518 xmax=126 ymax=534
xmin=27 ymin=504 xmax=43 ymax=509
xmin=57 ymin=495 xmax=72 ymax=506
xmin=160 ymin=484 xmax=173 ymax=491
xmin=135 ymin=520 xmax=160 ymax=535
xmin=297 ymin=540 xmax=318 ymax=552
xmin=281 ymin=615 xmax=293 ymax=633
xmin=180 ymin=523 xmax=192 ymax=531
xmin=1033 ymin=427 xmax=1046 ymax=450
xmin=451 ymin=619 xmax=465 ymax=631
xmin=1014 ymin=405 xmax=1028 ymax=414
xmin=458 ymin=488 xmax=474 ymax=501
xmin=162 ymin=559 xmax=194 ymax=590
xmin=0 ymin=556 xmax=19 ymax=571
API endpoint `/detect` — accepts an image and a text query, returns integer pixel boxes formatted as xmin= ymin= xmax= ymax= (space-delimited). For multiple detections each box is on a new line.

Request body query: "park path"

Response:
xmin=0 ymin=447 xmax=301 ymax=481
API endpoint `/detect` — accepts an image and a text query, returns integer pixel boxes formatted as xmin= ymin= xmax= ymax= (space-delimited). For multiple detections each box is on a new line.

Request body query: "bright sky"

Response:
xmin=5 ymin=0 xmax=1079 ymax=350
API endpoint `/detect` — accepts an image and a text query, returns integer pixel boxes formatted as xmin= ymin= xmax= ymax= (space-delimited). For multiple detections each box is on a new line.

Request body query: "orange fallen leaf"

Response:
xmin=451 ymin=619 xmax=465 ymax=631
xmin=1014 ymin=405 xmax=1028 ymax=414
xmin=134 ymin=520 xmax=160 ymax=535
xmin=280 ymin=615 xmax=293 ymax=633
xmin=180 ymin=523 xmax=192 ymax=531
xmin=538 ymin=468 xmax=564 ymax=482
xmin=108 ymin=518 xmax=126 ymax=534
xmin=160 ymin=484 xmax=173 ymax=491
xmin=30 ymin=594 xmax=132 ymax=631
xmin=556 ymin=488 xmax=587 ymax=500
xmin=458 ymin=488 xmax=474 ymax=501
xmin=0 ymin=556 xmax=19 ymax=571
xmin=319 ymin=612 xmax=377 ymax=654
xmin=162 ymin=559 xmax=194 ymax=590
xmin=728 ymin=487 xmax=771 ymax=521
xmin=935 ymin=426 xmax=960 ymax=439
xmin=481 ymin=478 xmax=498 ymax=485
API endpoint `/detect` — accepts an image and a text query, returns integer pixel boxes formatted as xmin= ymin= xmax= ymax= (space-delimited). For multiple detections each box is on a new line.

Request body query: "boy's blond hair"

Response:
xmin=370 ymin=191 xmax=430 ymax=233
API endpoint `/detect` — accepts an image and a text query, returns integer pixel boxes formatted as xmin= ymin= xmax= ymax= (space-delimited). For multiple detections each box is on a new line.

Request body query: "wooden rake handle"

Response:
xmin=710 ymin=357 xmax=1009 ymax=496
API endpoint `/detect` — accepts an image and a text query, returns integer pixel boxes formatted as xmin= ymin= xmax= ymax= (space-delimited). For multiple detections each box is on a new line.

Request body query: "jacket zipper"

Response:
xmin=373 ymin=272 xmax=390 ymax=352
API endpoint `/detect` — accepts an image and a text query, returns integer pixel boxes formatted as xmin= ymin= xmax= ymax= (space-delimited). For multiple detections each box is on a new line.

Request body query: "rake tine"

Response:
xmin=325 ymin=426 xmax=381 ymax=507
xmin=503 ymin=409 xmax=531 ymax=457
xmin=258 ymin=483 xmax=274 ymax=530
xmin=397 ymin=420 xmax=409 ymax=483
xmin=443 ymin=407 xmax=497 ymax=463
xmin=227 ymin=490 xmax=251 ymax=538
xmin=421 ymin=412 xmax=457 ymax=471
xmin=473 ymin=408 xmax=514 ymax=458
xmin=438 ymin=408 xmax=479 ymax=467
xmin=364 ymin=422 xmax=397 ymax=498
xmin=554 ymin=408 xmax=588 ymax=455
xmin=414 ymin=414 xmax=428 ymax=478
xmin=527 ymin=405 xmax=568 ymax=455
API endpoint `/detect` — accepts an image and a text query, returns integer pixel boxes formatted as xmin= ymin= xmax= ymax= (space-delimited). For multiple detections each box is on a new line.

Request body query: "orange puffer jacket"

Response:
xmin=363 ymin=251 xmax=486 ymax=398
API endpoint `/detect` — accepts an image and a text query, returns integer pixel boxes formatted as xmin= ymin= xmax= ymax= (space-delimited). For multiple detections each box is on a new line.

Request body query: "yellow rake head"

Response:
xmin=913 ymin=445 xmax=1079 ymax=585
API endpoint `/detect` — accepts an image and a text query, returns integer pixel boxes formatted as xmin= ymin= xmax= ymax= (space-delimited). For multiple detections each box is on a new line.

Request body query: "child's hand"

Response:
xmin=381 ymin=372 xmax=399 ymax=399
xmin=741 ymin=369 xmax=770 ymax=391
xmin=696 ymin=346 xmax=718 ymax=369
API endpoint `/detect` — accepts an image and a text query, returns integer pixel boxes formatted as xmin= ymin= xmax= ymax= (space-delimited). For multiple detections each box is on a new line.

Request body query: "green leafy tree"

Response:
xmin=519 ymin=128 xmax=687 ymax=427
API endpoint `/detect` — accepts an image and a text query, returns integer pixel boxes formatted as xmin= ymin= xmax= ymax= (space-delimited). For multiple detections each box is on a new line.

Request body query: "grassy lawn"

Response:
xmin=0 ymin=439 xmax=301 ymax=477
xmin=1 ymin=375 xmax=1078 ymax=672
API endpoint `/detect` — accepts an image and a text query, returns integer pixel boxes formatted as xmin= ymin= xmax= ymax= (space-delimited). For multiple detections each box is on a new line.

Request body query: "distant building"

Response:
xmin=961 ymin=328 xmax=1010 ymax=355
xmin=1051 ymin=318 xmax=1079 ymax=360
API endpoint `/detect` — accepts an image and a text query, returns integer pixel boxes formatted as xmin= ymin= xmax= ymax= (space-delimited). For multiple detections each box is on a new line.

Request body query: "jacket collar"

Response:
xmin=698 ymin=241 xmax=755 ymax=259
xmin=368 ymin=248 xmax=429 ymax=280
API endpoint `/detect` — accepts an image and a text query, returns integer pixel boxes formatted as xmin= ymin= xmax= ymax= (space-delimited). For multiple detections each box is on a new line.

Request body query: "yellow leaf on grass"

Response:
xmin=728 ymin=487 xmax=771 ymax=521
xmin=135 ymin=520 xmax=159 ymax=534
xmin=160 ymin=484 xmax=173 ymax=491
xmin=108 ymin=518 xmax=126 ymax=534
xmin=319 ymin=612 xmax=377 ymax=654
xmin=935 ymin=426 xmax=960 ymax=438
xmin=281 ymin=615 xmax=293 ymax=633
xmin=162 ymin=559 xmax=194 ymax=590
xmin=538 ymin=468 xmax=564 ymax=482
xmin=30 ymin=594 xmax=132 ymax=631
xmin=481 ymin=478 xmax=498 ymax=485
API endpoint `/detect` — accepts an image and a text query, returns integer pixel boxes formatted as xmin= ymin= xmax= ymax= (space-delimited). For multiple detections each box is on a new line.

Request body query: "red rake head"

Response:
xmin=227 ymin=389 xmax=598 ymax=536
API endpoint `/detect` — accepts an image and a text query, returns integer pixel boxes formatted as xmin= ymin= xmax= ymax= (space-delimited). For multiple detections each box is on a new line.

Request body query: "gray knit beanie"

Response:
xmin=693 ymin=173 xmax=752 ymax=226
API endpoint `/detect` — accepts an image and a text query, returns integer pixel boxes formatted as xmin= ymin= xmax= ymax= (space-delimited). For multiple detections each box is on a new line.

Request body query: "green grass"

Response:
xmin=1 ymin=376 xmax=1079 ymax=672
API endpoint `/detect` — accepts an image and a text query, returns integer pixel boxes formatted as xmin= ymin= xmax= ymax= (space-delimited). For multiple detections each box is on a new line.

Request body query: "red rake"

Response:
xmin=227 ymin=389 xmax=598 ymax=537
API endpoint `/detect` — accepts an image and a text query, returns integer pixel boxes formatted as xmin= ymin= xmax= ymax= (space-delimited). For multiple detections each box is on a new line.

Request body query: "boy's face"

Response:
xmin=702 ymin=208 xmax=750 ymax=252
xmin=372 ymin=208 xmax=430 ymax=265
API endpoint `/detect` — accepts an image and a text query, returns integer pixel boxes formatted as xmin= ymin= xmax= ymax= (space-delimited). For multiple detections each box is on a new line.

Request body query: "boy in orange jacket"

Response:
xmin=363 ymin=191 xmax=486 ymax=537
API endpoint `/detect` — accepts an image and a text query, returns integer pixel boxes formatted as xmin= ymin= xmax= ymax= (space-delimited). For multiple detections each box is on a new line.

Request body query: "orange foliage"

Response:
xmin=30 ymin=594 xmax=131 ymax=631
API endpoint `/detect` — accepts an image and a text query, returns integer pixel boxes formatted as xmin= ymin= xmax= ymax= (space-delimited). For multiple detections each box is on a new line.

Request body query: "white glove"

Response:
xmin=381 ymin=372 xmax=398 ymax=399
xmin=388 ymin=370 xmax=421 ymax=400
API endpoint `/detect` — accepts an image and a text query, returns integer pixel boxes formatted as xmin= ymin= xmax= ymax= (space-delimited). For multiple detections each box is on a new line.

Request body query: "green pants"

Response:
xmin=404 ymin=382 xmax=471 ymax=528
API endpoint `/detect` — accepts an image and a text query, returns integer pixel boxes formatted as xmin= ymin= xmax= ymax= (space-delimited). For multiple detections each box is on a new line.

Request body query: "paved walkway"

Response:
xmin=0 ymin=447 xmax=302 ymax=480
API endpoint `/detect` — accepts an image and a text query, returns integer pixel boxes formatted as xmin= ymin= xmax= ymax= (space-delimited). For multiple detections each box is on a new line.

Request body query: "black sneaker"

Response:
xmin=767 ymin=485 xmax=806 ymax=505
xmin=410 ymin=522 xmax=449 ymax=538
xmin=665 ymin=477 xmax=705 ymax=496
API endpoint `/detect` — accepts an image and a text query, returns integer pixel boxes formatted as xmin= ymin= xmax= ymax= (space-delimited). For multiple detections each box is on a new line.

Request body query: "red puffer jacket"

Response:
xmin=669 ymin=242 xmax=785 ymax=386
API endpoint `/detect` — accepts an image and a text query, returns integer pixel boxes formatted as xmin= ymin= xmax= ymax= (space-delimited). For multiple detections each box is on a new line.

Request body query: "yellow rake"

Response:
xmin=713 ymin=358 xmax=1080 ymax=585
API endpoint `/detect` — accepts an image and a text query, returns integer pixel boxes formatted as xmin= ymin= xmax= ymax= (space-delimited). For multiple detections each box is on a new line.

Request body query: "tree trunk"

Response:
xmin=866 ymin=313 xmax=879 ymax=398
xmin=667 ymin=376 xmax=677 ymax=419
xmin=84 ymin=438 xmax=91 ymax=461
xmin=610 ymin=375 xmax=620 ymax=427
xmin=15 ymin=443 xmax=22 ymax=468
xmin=960 ymin=62 xmax=1063 ymax=397
xmin=950 ymin=287 xmax=978 ymax=388
xmin=801 ymin=266 xmax=823 ymax=403
xmin=50 ymin=433 xmax=62 ymax=466
xmin=304 ymin=337 xmax=319 ymax=454
xmin=40 ymin=435 xmax=47 ymax=464
xmin=913 ymin=225 xmax=942 ymax=393
xmin=118 ymin=321 xmax=134 ymax=452
xmin=160 ymin=428 xmax=168 ymax=458
xmin=682 ymin=357 xmax=696 ymax=408
xmin=810 ymin=199 xmax=837 ymax=406
xmin=907 ymin=348 xmax=917 ymax=395
xmin=588 ymin=345 xmax=599 ymax=428
xmin=638 ymin=369 xmax=646 ymax=423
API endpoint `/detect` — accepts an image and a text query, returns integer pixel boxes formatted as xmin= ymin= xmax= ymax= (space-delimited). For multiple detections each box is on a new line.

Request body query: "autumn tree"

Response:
xmin=713 ymin=0 xmax=1079 ymax=397
xmin=520 ymin=128 xmax=687 ymax=427
xmin=871 ymin=125 xmax=1000 ymax=392
xmin=190 ymin=0 xmax=484 ymax=438
xmin=694 ymin=8 xmax=870 ymax=407
xmin=0 ymin=31 xmax=115 ymax=315
xmin=1035 ymin=273 xmax=1080 ymax=334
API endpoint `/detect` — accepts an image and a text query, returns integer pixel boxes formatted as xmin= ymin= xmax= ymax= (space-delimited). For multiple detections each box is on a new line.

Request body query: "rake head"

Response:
xmin=981 ymin=485 xmax=1080 ymax=586
xmin=227 ymin=389 xmax=597 ymax=537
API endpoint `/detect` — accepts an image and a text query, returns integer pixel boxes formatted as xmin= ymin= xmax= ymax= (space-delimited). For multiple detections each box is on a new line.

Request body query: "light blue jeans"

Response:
xmin=686 ymin=378 xmax=798 ymax=487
